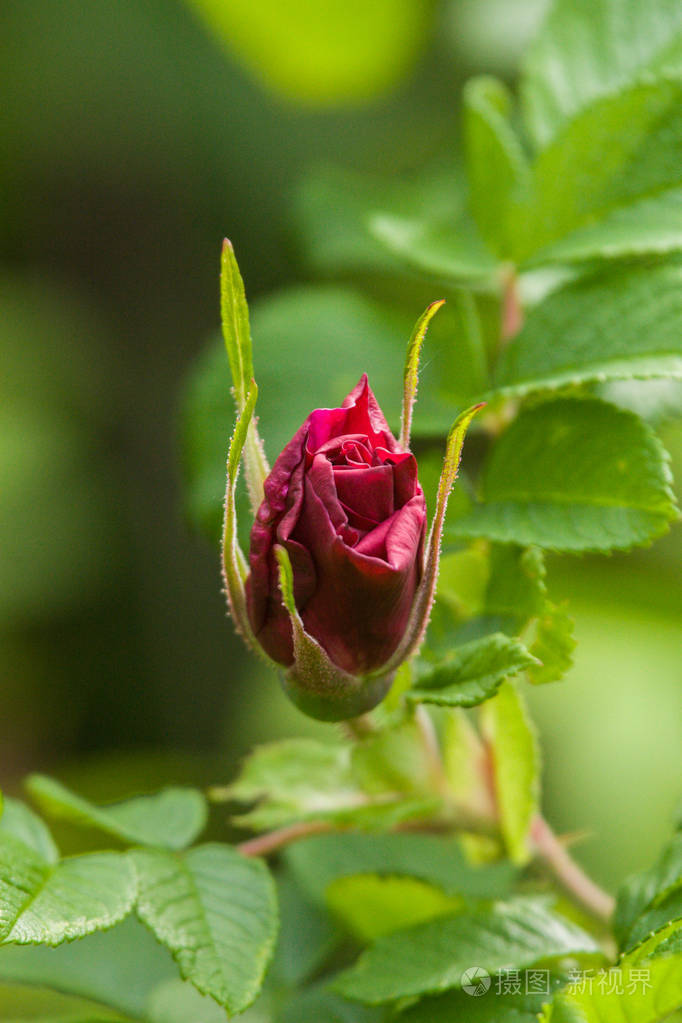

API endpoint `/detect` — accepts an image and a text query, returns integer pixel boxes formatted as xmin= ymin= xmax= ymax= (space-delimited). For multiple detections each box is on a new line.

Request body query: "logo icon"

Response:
xmin=461 ymin=966 xmax=491 ymax=996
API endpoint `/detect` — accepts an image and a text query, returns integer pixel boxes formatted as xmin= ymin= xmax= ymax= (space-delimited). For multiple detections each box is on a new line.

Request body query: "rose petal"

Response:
xmin=295 ymin=478 xmax=426 ymax=673
xmin=246 ymin=376 xmax=423 ymax=674
xmin=341 ymin=374 xmax=400 ymax=453
xmin=333 ymin=463 xmax=394 ymax=525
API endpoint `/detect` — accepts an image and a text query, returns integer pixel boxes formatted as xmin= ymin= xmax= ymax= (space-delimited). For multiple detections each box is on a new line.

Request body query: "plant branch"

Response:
xmin=531 ymin=813 xmax=615 ymax=924
xmin=501 ymin=266 xmax=522 ymax=343
xmin=237 ymin=819 xmax=331 ymax=858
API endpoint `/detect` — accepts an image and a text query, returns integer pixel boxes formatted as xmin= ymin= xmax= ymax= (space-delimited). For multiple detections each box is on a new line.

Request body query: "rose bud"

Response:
xmin=247 ymin=373 xmax=426 ymax=677
xmin=220 ymin=240 xmax=482 ymax=721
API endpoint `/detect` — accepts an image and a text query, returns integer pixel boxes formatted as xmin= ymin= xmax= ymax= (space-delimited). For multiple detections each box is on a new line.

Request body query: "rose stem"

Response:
xmin=531 ymin=813 xmax=615 ymax=924
xmin=501 ymin=266 xmax=523 ymax=344
xmin=237 ymin=819 xmax=331 ymax=857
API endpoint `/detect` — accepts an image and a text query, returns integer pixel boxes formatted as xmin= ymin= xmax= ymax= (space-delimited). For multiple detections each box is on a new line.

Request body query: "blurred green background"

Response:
xmin=1 ymin=0 xmax=680 ymax=893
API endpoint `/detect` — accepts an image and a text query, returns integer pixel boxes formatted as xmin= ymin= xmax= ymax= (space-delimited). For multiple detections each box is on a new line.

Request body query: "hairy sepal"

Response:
xmin=380 ymin=403 xmax=485 ymax=674
xmin=275 ymin=546 xmax=395 ymax=721
xmin=222 ymin=382 xmax=270 ymax=658
xmin=220 ymin=239 xmax=270 ymax=513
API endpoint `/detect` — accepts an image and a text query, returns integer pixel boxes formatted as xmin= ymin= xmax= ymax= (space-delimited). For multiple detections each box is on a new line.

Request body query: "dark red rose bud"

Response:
xmin=246 ymin=375 xmax=427 ymax=678
xmin=220 ymin=243 xmax=481 ymax=721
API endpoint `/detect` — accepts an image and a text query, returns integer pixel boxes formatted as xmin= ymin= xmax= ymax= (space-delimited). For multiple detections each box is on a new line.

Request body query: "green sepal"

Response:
xmin=220 ymin=239 xmax=269 ymax=512
xmin=221 ymin=382 xmax=265 ymax=656
xmin=275 ymin=545 xmax=394 ymax=721
xmin=400 ymin=299 xmax=445 ymax=449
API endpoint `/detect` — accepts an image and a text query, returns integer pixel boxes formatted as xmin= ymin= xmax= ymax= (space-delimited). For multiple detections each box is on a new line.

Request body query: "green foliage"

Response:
xmin=183 ymin=0 xmax=431 ymax=106
xmin=0 ymin=798 xmax=59 ymax=864
xmin=324 ymin=874 xmax=461 ymax=942
xmin=540 ymin=951 xmax=682 ymax=1023
xmin=481 ymin=681 xmax=540 ymax=865
xmin=0 ymin=838 xmax=135 ymax=946
xmin=283 ymin=832 xmax=517 ymax=904
xmin=614 ymin=829 xmax=682 ymax=950
xmin=514 ymin=77 xmax=682 ymax=261
xmin=334 ymin=899 xmax=600 ymax=1004
xmin=369 ymin=205 xmax=498 ymax=283
xmin=292 ymin=164 xmax=459 ymax=275
xmin=493 ymin=264 xmax=682 ymax=397
xmin=145 ymin=979 xmax=232 ymax=1023
xmin=527 ymin=603 xmax=576 ymax=685
xmin=483 ymin=544 xmax=548 ymax=633
xmin=463 ymin=76 xmax=529 ymax=258
xmin=521 ymin=0 xmax=682 ymax=148
xmin=220 ymin=736 xmax=439 ymax=832
xmin=450 ymin=398 xmax=678 ymax=552
xmin=0 ymin=781 xmax=279 ymax=1019
xmin=278 ymin=986 xmax=383 ymax=1023
xmin=26 ymin=776 xmax=207 ymax=851
xmin=0 ymin=917 xmax=177 ymax=1018
xmin=132 ymin=844 xmax=277 ymax=1015
xmin=398 ymin=985 xmax=558 ymax=1023
xmin=409 ymin=633 xmax=539 ymax=707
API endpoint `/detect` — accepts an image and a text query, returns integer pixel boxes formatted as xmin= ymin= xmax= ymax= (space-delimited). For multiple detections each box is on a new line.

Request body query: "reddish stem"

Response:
xmin=501 ymin=268 xmax=523 ymax=342
xmin=237 ymin=819 xmax=331 ymax=857
xmin=531 ymin=814 xmax=615 ymax=924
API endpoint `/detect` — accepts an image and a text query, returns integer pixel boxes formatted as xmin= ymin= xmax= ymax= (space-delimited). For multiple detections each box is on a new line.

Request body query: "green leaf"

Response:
xmin=0 ymin=981 xmax=134 ymax=1023
xmin=397 ymin=984 xmax=557 ymax=1023
xmin=334 ymin=899 xmax=600 ymax=1004
xmin=272 ymin=869 xmax=339 ymax=987
xmin=183 ymin=0 xmax=430 ymax=106
xmin=521 ymin=0 xmax=682 ymax=148
xmin=528 ymin=604 xmax=576 ymax=685
xmin=481 ymin=682 xmax=539 ymax=865
xmin=369 ymin=210 xmax=497 ymax=283
xmin=351 ymin=718 xmax=433 ymax=796
xmin=464 ymin=76 xmax=529 ymax=257
xmin=221 ymin=737 xmax=437 ymax=832
xmin=0 ymin=797 xmax=59 ymax=864
xmin=279 ymin=985 xmax=383 ymax=1023
xmin=145 ymin=978 xmax=231 ymax=1023
xmin=440 ymin=708 xmax=492 ymax=813
xmin=483 ymin=545 xmax=548 ymax=635
xmin=614 ymin=832 xmax=682 ymax=948
xmin=431 ymin=548 xmax=490 ymax=623
xmin=0 ymin=834 xmax=135 ymax=946
xmin=26 ymin=775 xmax=208 ymax=851
xmin=0 ymin=915 xmax=176 ymax=1018
xmin=450 ymin=398 xmax=678 ymax=553
xmin=626 ymin=889 xmax=682 ymax=952
xmin=295 ymin=140 xmax=497 ymax=286
xmin=494 ymin=263 xmax=682 ymax=399
xmin=516 ymin=77 xmax=682 ymax=260
xmin=293 ymin=163 xmax=460 ymax=276
xmin=410 ymin=633 xmax=539 ymax=707
xmin=220 ymin=738 xmax=354 ymax=830
xmin=540 ymin=952 xmax=682 ymax=1022
xmin=284 ymin=832 xmax=517 ymax=906
xmin=132 ymin=843 xmax=277 ymax=1014
xmin=325 ymin=874 xmax=462 ymax=942
xmin=531 ymin=187 xmax=682 ymax=264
